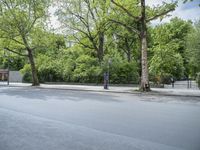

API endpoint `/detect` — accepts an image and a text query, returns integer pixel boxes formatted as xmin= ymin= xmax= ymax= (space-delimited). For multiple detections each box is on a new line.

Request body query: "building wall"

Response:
xmin=9 ymin=71 xmax=23 ymax=83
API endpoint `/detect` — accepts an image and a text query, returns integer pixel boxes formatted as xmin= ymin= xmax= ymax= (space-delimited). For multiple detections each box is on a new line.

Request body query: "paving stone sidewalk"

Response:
xmin=1 ymin=82 xmax=200 ymax=97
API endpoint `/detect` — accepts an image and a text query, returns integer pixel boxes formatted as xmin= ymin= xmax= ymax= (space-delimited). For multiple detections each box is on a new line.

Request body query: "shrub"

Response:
xmin=20 ymin=64 xmax=32 ymax=83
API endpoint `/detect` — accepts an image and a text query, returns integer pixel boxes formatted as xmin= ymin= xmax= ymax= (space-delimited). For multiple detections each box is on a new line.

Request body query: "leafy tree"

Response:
xmin=110 ymin=0 xmax=177 ymax=91
xmin=73 ymin=55 xmax=102 ymax=82
xmin=185 ymin=20 xmax=200 ymax=77
xmin=107 ymin=20 xmax=140 ymax=63
xmin=149 ymin=44 xmax=184 ymax=83
xmin=57 ymin=0 xmax=111 ymax=62
xmin=31 ymin=28 xmax=66 ymax=56
xmin=0 ymin=0 xmax=49 ymax=86
xmin=102 ymin=48 xmax=139 ymax=84
xmin=150 ymin=18 xmax=192 ymax=82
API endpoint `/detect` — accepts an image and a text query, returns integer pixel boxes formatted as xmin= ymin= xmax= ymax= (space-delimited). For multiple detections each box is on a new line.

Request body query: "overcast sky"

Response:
xmin=49 ymin=0 xmax=200 ymax=31
xmin=146 ymin=0 xmax=200 ymax=25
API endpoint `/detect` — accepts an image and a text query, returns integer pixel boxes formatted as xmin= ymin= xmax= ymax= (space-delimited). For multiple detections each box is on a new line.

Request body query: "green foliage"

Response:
xmin=150 ymin=18 xmax=192 ymax=83
xmin=73 ymin=55 xmax=102 ymax=82
xmin=36 ymin=54 xmax=62 ymax=82
xmin=32 ymin=28 xmax=66 ymax=55
xmin=149 ymin=43 xmax=184 ymax=81
xmin=185 ymin=20 xmax=200 ymax=77
xmin=0 ymin=48 xmax=25 ymax=70
xmin=0 ymin=0 xmax=50 ymax=85
xmin=20 ymin=64 xmax=32 ymax=83
xmin=18 ymin=42 xmax=139 ymax=84
xmin=1 ymin=0 xmax=198 ymax=86
xmin=56 ymin=0 xmax=110 ymax=61
xmin=102 ymin=50 xmax=139 ymax=84
xmin=110 ymin=61 xmax=139 ymax=84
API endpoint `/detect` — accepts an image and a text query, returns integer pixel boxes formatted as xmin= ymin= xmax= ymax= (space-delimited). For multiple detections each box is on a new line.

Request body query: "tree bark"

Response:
xmin=98 ymin=31 xmax=104 ymax=62
xmin=140 ymin=0 xmax=150 ymax=91
xmin=22 ymin=36 xmax=39 ymax=86
xmin=27 ymin=48 xmax=39 ymax=86
xmin=125 ymin=37 xmax=131 ymax=62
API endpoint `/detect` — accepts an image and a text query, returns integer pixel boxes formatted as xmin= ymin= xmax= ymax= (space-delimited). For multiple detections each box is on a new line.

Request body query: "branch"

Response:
xmin=27 ymin=16 xmax=40 ymax=33
xmin=66 ymin=7 xmax=89 ymax=28
xmin=4 ymin=47 xmax=28 ymax=57
xmin=72 ymin=34 xmax=95 ymax=50
xmin=84 ymin=0 xmax=97 ymax=21
xmin=0 ymin=36 xmax=24 ymax=46
xmin=146 ymin=7 xmax=175 ymax=22
xmin=69 ymin=25 xmax=90 ymax=38
xmin=3 ymin=0 xmax=23 ymax=33
xmin=109 ymin=19 xmax=140 ymax=35
xmin=111 ymin=0 xmax=140 ymax=21
xmin=10 ymin=38 xmax=24 ymax=46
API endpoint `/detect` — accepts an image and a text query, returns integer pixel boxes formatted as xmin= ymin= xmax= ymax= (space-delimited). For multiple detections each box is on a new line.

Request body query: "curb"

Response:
xmin=37 ymin=86 xmax=200 ymax=98
xmin=1 ymin=84 xmax=200 ymax=98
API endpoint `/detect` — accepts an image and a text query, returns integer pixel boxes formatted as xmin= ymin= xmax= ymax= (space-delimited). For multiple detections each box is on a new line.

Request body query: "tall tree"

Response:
xmin=149 ymin=18 xmax=192 ymax=82
xmin=185 ymin=20 xmax=200 ymax=77
xmin=110 ymin=0 xmax=177 ymax=91
xmin=57 ymin=0 xmax=110 ymax=62
xmin=0 ymin=0 xmax=49 ymax=86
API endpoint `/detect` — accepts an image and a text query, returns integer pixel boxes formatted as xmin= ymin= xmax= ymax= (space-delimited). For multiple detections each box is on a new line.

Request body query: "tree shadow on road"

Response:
xmin=0 ymin=87 xmax=123 ymax=103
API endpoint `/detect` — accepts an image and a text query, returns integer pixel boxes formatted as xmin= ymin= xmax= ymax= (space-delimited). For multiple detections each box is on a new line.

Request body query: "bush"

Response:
xmin=196 ymin=73 xmax=200 ymax=89
xmin=102 ymin=54 xmax=139 ymax=84
xmin=36 ymin=54 xmax=63 ymax=82
xmin=22 ymin=72 xmax=32 ymax=83
xmin=73 ymin=55 xmax=102 ymax=83
xmin=20 ymin=64 xmax=32 ymax=83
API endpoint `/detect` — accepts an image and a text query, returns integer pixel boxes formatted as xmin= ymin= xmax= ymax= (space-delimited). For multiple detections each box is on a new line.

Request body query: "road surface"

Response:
xmin=0 ymin=87 xmax=200 ymax=150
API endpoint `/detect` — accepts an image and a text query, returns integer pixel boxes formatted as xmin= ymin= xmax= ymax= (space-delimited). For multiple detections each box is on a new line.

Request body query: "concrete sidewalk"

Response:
xmin=1 ymin=82 xmax=200 ymax=97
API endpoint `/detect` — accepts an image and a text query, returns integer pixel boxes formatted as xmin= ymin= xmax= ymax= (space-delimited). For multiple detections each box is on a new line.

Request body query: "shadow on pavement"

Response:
xmin=0 ymin=87 xmax=123 ymax=103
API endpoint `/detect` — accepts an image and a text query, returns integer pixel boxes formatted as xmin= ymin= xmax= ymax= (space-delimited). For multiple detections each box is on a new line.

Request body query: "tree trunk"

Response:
xmin=140 ymin=0 xmax=150 ymax=91
xmin=21 ymin=36 xmax=39 ymax=86
xmin=98 ymin=31 xmax=104 ymax=62
xmin=125 ymin=37 xmax=131 ymax=62
xmin=27 ymin=48 xmax=40 ymax=86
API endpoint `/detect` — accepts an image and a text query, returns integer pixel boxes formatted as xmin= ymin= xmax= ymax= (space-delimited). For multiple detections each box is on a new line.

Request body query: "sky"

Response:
xmin=146 ymin=0 xmax=200 ymax=25
xmin=49 ymin=0 xmax=200 ymax=31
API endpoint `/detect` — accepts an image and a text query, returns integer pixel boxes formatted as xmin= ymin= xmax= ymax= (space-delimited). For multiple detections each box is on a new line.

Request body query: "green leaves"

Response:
xmin=149 ymin=44 xmax=184 ymax=80
xmin=149 ymin=18 xmax=193 ymax=82
xmin=0 ymin=0 xmax=50 ymax=52
xmin=185 ymin=20 xmax=200 ymax=77
xmin=146 ymin=1 xmax=177 ymax=22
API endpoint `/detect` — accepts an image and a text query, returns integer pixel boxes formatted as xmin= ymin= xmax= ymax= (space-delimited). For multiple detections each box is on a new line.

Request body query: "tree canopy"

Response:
xmin=0 ymin=0 xmax=199 ymax=90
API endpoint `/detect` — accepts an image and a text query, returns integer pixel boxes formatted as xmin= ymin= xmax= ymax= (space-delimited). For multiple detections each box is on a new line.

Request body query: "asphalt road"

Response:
xmin=0 ymin=87 xmax=200 ymax=150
